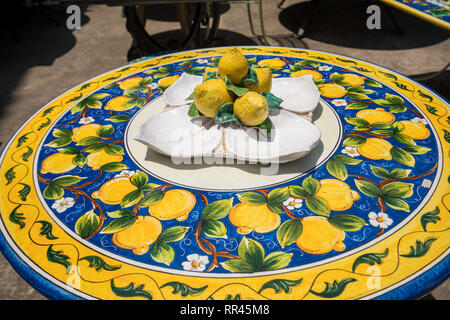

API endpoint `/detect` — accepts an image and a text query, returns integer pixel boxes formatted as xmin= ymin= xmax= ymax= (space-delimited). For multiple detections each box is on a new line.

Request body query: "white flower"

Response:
xmin=52 ymin=197 xmax=75 ymax=213
xmin=331 ymin=99 xmax=347 ymax=107
xmin=196 ymin=59 xmax=208 ymax=64
xmin=318 ymin=65 xmax=332 ymax=71
xmin=182 ymin=254 xmax=209 ymax=272
xmin=368 ymin=212 xmax=393 ymax=229
xmin=114 ymin=170 xmax=136 ymax=178
xmin=283 ymin=197 xmax=303 ymax=210
xmin=342 ymin=146 xmax=360 ymax=157
xmin=148 ymin=83 xmax=158 ymax=90
xmin=79 ymin=116 xmax=95 ymax=124
xmin=410 ymin=117 xmax=427 ymax=125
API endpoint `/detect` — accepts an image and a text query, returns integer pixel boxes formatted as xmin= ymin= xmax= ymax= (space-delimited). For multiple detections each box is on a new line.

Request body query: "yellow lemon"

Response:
xmin=245 ymin=67 xmax=272 ymax=93
xmin=218 ymin=47 xmax=249 ymax=85
xmin=399 ymin=120 xmax=430 ymax=140
xmin=296 ymin=216 xmax=345 ymax=254
xmin=41 ymin=153 xmax=77 ymax=174
xmin=316 ymin=179 xmax=360 ymax=211
xmin=257 ymin=58 xmax=286 ymax=69
xmin=104 ymin=96 xmax=135 ymax=112
xmin=202 ymin=67 xmax=219 ymax=81
xmin=229 ymin=202 xmax=281 ymax=234
xmin=158 ymin=75 xmax=180 ymax=89
xmin=233 ymin=91 xmax=269 ymax=126
xmin=112 ymin=216 xmax=162 ymax=255
xmin=117 ymin=77 xmax=143 ymax=90
xmin=290 ymin=69 xmax=323 ymax=81
xmin=356 ymin=108 xmax=395 ymax=124
xmin=92 ymin=175 xmax=137 ymax=205
xmin=72 ymin=123 xmax=102 ymax=143
xmin=194 ymin=78 xmax=234 ymax=118
xmin=341 ymin=73 xmax=366 ymax=86
xmin=148 ymin=189 xmax=196 ymax=221
xmin=357 ymin=138 xmax=393 ymax=160
xmin=317 ymin=83 xmax=347 ymax=98
xmin=86 ymin=149 xmax=124 ymax=170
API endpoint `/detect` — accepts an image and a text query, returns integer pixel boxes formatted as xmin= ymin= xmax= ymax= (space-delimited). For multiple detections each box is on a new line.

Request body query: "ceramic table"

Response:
xmin=0 ymin=46 xmax=449 ymax=300
xmin=380 ymin=0 xmax=450 ymax=30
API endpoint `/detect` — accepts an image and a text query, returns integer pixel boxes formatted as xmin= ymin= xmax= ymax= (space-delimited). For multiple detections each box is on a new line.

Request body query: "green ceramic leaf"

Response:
xmin=36 ymin=220 xmax=58 ymax=240
xmin=9 ymin=205 xmax=25 ymax=229
xmin=110 ymin=279 xmax=152 ymax=300
xmin=302 ymin=177 xmax=320 ymax=195
xmin=237 ymin=192 xmax=267 ymax=205
xmin=400 ymin=238 xmax=437 ymax=258
xmin=343 ymin=136 xmax=366 ymax=147
xmin=393 ymin=133 xmax=416 ymax=146
xmin=104 ymin=144 xmax=125 ymax=156
xmin=43 ymin=183 xmax=64 ymax=200
xmin=277 ymin=219 xmax=303 ymax=248
xmin=75 ymin=210 xmax=100 ymax=239
xmin=381 ymin=181 xmax=414 ymax=198
xmin=333 ymin=154 xmax=362 ymax=165
xmin=47 ymin=245 xmax=71 ymax=274
xmin=215 ymin=102 xmax=239 ymax=125
xmin=420 ymin=207 xmax=440 ymax=232
xmin=326 ymin=158 xmax=348 ymax=180
xmin=201 ymin=220 xmax=228 ymax=238
xmin=352 ymin=248 xmax=389 ymax=272
xmin=45 ymin=137 xmax=72 ymax=148
xmin=157 ymin=226 xmax=189 ymax=243
xmin=261 ymin=252 xmax=293 ymax=271
xmin=221 ymin=259 xmax=255 ymax=273
xmin=101 ymin=216 xmax=137 ymax=234
xmin=73 ymin=154 xmax=87 ymax=167
xmin=79 ymin=255 xmax=121 ymax=271
xmin=150 ymin=242 xmax=175 ymax=266
xmin=187 ymin=102 xmax=203 ymax=118
xmin=100 ymin=162 xmax=128 ymax=172
xmin=224 ymin=77 xmax=249 ymax=96
xmin=354 ymin=180 xmax=382 ymax=198
xmin=328 ymin=214 xmax=366 ymax=231
xmin=310 ymin=278 xmax=357 ymax=298
xmin=401 ymin=145 xmax=431 ymax=155
xmin=120 ymin=189 xmax=144 ymax=208
xmin=289 ymin=185 xmax=310 ymax=198
xmin=201 ymin=199 xmax=233 ymax=220
xmin=390 ymin=147 xmax=415 ymax=167
xmin=52 ymin=128 xmax=73 ymax=139
xmin=239 ymin=66 xmax=258 ymax=85
xmin=17 ymin=183 xmax=31 ymax=201
xmin=130 ymin=171 xmax=148 ymax=187
xmin=389 ymin=168 xmax=411 ymax=179
xmin=106 ymin=209 xmax=134 ymax=219
xmin=258 ymin=278 xmax=303 ymax=294
xmin=238 ymin=237 xmax=265 ymax=271
xmin=261 ymin=92 xmax=283 ymax=110
xmin=106 ymin=114 xmax=131 ymax=122
xmin=267 ymin=201 xmax=284 ymax=215
xmin=21 ymin=146 xmax=33 ymax=162
xmin=370 ymin=166 xmax=391 ymax=179
xmin=254 ymin=117 xmax=273 ymax=138
xmin=305 ymin=196 xmax=330 ymax=216
xmin=160 ymin=282 xmax=208 ymax=297
xmin=140 ymin=190 xmax=164 ymax=207
xmin=52 ymin=175 xmax=86 ymax=186
xmin=345 ymin=102 xmax=370 ymax=110
xmin=76 ymin=136 xmax=101 ymax=146
xmin=364 ymin=79 xmax=381 ymax=87
xmin=267 ymin=187 xmax=290 ymax=203
xmin=383 ymin=196 xmax=410 ymax=212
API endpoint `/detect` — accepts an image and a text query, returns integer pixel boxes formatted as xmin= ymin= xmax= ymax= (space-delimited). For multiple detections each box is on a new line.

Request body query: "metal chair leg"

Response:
xmin=296 ymin=0 xmax=321 ymax=38
xmin=247 ymin=0 xmax=269 ymax=45
xmin=278 ymin=0 xmax=287 ymax=9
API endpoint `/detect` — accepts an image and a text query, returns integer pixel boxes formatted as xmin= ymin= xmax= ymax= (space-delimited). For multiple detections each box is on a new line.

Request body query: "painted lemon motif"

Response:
xmin=245 ymin=67 xmax=272 ymax=93
xmin=399 ymin=120 xmax=430 ymax=140
xmin=233 ymin=91 xmax=269 ymax=126
xmin=112 ymin=216 xmax=162 ymax=255
xmin=117 ymin=77 xmax=143 ymax=90
xmin=72 ymin=123 xmax=102 ymax=143
xmin=357 ymin=137 xmax=393 ymax=160
xmin=257 ymin=58 xmax=286 ymax=69
xmin=92 ymin=175 xmax=137 ymax=205
xmin=104 ymin=96 xmax=135 ymax=112
xmin=218 ymin=47 xmax=249 ymax=85
xmin=41 ymin=153 xmax=77 ymax=174
xmin=315 ymin=179 xmax=360 ymax=211
xmin=229 ymin=202 xmax=281 ymax=234
xmin=296 ymin=216 xmax=346 ymax=254
xmin=356 ymin=108 xmax=395 ymax=124
xmin=341 ymin=73 xmax=366 ymax=86
xmin=86 ymin=149 xmax=124 ymax=170
xmin=148 ymin=189 xmax=196 ymax=221
xmin=290 ymin=69 xmax=323 ymax=81
xmin=158 ymin=75 xmax=180 ymax=89
xmin=202 ymin=67 xmax=219 ymax=81
xmin=194 ymin=78 xmax=234 ymax=118
xmin=317 ymin=83 xmax=347 ymax=98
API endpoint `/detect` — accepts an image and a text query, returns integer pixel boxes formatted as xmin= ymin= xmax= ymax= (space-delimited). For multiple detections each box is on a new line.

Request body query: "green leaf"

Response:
xmin=140 ymin=190 xmax=164 ymax=207
xmin=37 ymin=118 xmax=51 ymax=131
xmin=150 ymin=242 xmax=175 ymax=266
xmin=52 ymin=175 xmax=86 ymax=186
xmin=97 ymin=124 xmax=115 ymax=137
xmin=354 ymin=180 xmax=382 ymax=198
xmin=420 ymin=207 xmax=440 ymax=232
xmin=130 ymin=171 xmax=148 ymax=187
xmin=36 ymin=220 xmax=58 ymax=240
xmin=215 ymin=102 xmax=239 ymax=125
xmin=261 ymin=92 xmax=283 ymax=110
xmin=385 ymin=94 xmax=404 ymax=105
xmin=391 ymin=121 xmax=405 ymax=133
xmin=9 ymin=205 xmax=25 ymax=229
xmin=445 ymin=129 xmax=450 ymax=143
xmin=221 ymin=259 xmax=255 ymax=273
xmin=333 ymin=154 xmax=362 ymax=165
xmin=17 ymin=183 xmax=31 ymax=201
xmin=402 ymin=145 xmax=431 ymax=155
xmin=110 ymin=279 xmax=152 ymax=300
xmin=100 ymin=162 xmax=128 ymax=172
xmin=225 ymin=76 xmax=249 ymax=96
xmin=21 ymin=146 xmax=33 ymax=162
xmin=58 ymin=146 xmax=79 ymax=154
xmin=390 ymin=168 xmax=411 ymax=179
xmin=202 ymin=220 xmax=228 ymax=238
xmin=305 ymin=196 xmax=330 ymax=216
xmin=345 ymin=102 xmax=370 ymax=110
xmin=188 ymin=102 xmax=203 ymax=118
xmin=79 ymin=255 xmax=121 ymax=271
xmin=328 ymin=214 xmax=366 ymax=231
xmin=326 ymin=158 xmax=348 ymax=180
xmin=16 ymin=132 xmax=32 ymax=147
xmin=364 ymin=79 xmax=381 ymax=87
xmin=289 ymin=185 xmax=310 ymax=198
xmin=201 ymin=198 xmax=233 ymax=220
xmin=43 ymin=183 xmax=64 ymax=200
xmin=346 ymin=92 xmax=369 ymax=100
xmin=302 ymin=177 xmax=320 ymax=195
xmin=352 ymin=248 xmax=389 ymax=272
xmin=237 ymin=192 xmax=267 ymax=205
xmin=52 ymin=128 xmax=73 ymax=139
xmin=400 ymin=238 xmax=437 ymax=258
xmin=277 ymin=219 xmax=303 ymax=248
xmin=372 ymin=99 xmax=393 ymax=107
xmin=120 ymin=189 xmax=144 ymax=208
xmin=330 ymin=72 xmax=345 ymax=82
xmin=45 ymin=137 xmax=72 ymax=148
xmin=310 ymin=278 xmax=357 ymax=298
xmin=255 ymin=117 xmax=273 ymax=138
xmin=106 ymin=114 xmax=132 ymax=123
xmin=258 ymin=278 xmax=303 ymax=294
xmin=345 ymin=117 xmax=370 ymax=127
xmin=104 ymin=144 xmax=124 ymax=156
xmin=390 ymin=147 xmax=415 ymax=167
xmin=383 ymin=197 xmax=410 ymax=211
xmin=267 ymin=187 xmax=290 ymax=203
xmin=106 ymin=209 xmax=134 ymax=219
xmin=372 ymin=130 xmax=394 ymax=137
xmin=267 ymin=201 xmax=284 ymax=215
xmin=381 ymin=182 xmax=413 ymax=198
xmin=393 ymin=133 xmax=416 ymax=146
xmin=239 ymin=66 xmax=259 ymax=85
xmin=370 ymin=166 xmax=391 ymax=179
xmin=73 ymin=154 xmax=87 ymax=167
xmin=372 ymin=122 xmax=392 ymax=129
xmin=417 ymin=90 xmax=433 ymax=102
xmin=82 ymin=142 xmax=107 ymax=153
xmin=76 ymin=136 xmax=101 ymax=146
xmin=380 ymin=71 xmax=398 ymax=81
xmin=238 ymin=237 xmax=265 ymax=271
xmin=160 ymin=282 xmax=208 ymax=297
xmin=157 ymin=226 xmax=189 ymax=243
xmin=261 ymin=252 xmax=293 ymax=271
xmin=47 ymin=245 xmax=71 ymax=273
xmin=343 ymin=136 xmax=366 ymax=147
xmin=425 ymin=104 xmax=439 ymax=116
xmin=101 ymin=216 xmax=137 ymax=234
xmin=75 ymin=210 xmax=101 ymax=239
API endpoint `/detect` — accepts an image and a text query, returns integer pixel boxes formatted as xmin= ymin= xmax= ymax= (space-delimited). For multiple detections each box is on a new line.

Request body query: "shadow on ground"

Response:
xmin=279 ymin=0 xmax=449 ymax=50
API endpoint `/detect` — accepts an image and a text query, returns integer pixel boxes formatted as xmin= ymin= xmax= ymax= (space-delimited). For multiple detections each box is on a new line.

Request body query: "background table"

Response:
xmin=0 ymin=46 xmax=449 ymax=300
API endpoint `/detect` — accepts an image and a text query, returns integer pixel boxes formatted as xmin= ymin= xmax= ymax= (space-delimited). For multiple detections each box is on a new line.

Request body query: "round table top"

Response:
xmin=0 ymin=46 xmax=449 ymax=300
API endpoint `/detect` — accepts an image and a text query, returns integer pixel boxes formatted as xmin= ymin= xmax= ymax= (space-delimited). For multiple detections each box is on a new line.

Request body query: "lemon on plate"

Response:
xmin=233 ymin=91 xmax=269 ymax=126
xmin=218 ymin=47 xmax=249 ymax=85
xmin=245 ymin=67 xmax=272 ymax=93
xmin=194 ymin=78 xmax=233 ymax=118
